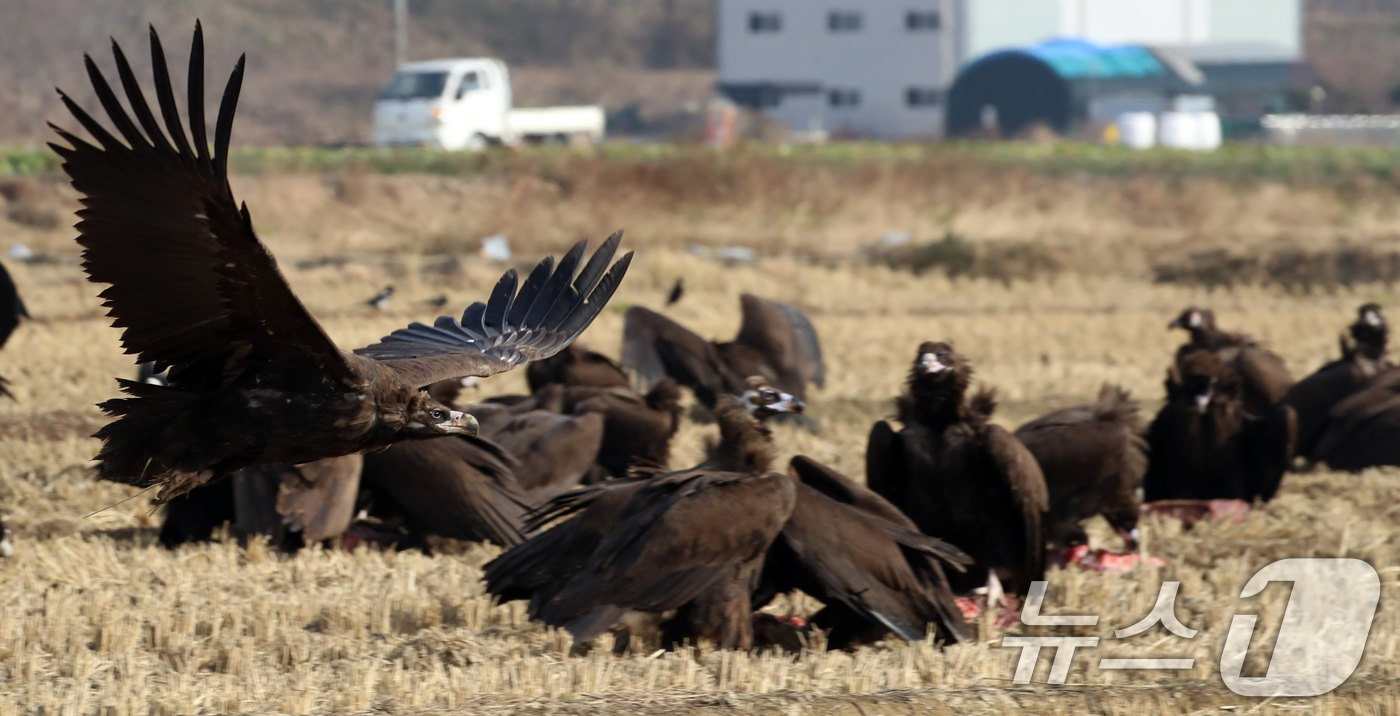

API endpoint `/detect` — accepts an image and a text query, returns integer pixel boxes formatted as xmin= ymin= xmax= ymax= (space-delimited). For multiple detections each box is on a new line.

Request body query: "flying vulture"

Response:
xmin=621 ymin=294 xmax=823 ymax=428
xmin=1169 ymin=307 xmax=1293 ymax=415
xmin=1284 ymin=303 xmax=1391 ymax=461
xmin=865 ymin=342 xmax=1049 ymax=603
xmin=486 ymin=379 xmax=805 ymax=650
xmin=524 ymin=342 xmax=630 ymax=393
xmin=0 ymin=260 xmax=29 ymax=398
xmin=1014 ymin=384 xmax=1147 ymax=551
xmin=1144 ymin=349 xmax=1295 ymax=502
xmin=756 ymin=455 xmax=973 ymax=649
xmin=50 ymin=24 xmax=631 ymax=500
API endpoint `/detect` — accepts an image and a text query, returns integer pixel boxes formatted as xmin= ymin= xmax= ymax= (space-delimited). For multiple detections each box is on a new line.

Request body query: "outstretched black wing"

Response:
xmin=621 ymin=305 xmax=735 ymax=406
xmin=51 ymin=23 xmax=355 ymax=390
xmin=735 ymin=294 xmax=825 ymax=393
xmin=356 ymin=234 xmax=632 ymax=389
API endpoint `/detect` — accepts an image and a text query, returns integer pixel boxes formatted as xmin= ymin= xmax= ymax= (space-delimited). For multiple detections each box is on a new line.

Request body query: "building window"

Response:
xmin=906 ymin=87 xmax=942 ymax=107
xmin=906 ymin=10 xmax=940 ymax=31
xmin=749 ymin=12 xmax=782 ymax=33
xmin=827 ymin=11 xmax=862 ymax=32
xmin=829 ymin=89 xmax=861 ymax=108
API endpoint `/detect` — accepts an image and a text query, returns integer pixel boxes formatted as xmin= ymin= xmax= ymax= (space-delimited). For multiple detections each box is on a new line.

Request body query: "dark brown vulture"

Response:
xmin=0 ymin=260 xmax=29 ymax=398
xmin=357 ymin=436 xmax=530 ymax=547
xmin=865 ymin=342 xmax=1048 ymax=603
xmin=1309 ymin=366 xmax=1400 ymax=471
xmin=50 ymin=25 xmax=631 ymax=501
xmin=1013 ymin=384 xmax=1147 ymax=551
xmin=1144 ymin=349 xmax=1295 ymax=503
xmin=621 ymin=294 xmax=823 ymax=429
xmin=755 ymin=456 xmax=973 ymax=649
xmin=476 ymin=407 xmax=606 ymax=499
xmin=1169 ymin=307 xmax=1293 ymax=416
xmin=524 ymin=342 xmax=630 ymax=393
xmin=486 ymin=379 xmax=805 ymax=651
xmin=1285 ymin=304 xmax=1391 ymax=461
xmin=484 ymin=380 xmax=684 ymax=479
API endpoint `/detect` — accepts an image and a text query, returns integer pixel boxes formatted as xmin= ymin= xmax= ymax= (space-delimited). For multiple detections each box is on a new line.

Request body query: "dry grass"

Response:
xmin=2 ymin=172 xmax=1400 ymax=714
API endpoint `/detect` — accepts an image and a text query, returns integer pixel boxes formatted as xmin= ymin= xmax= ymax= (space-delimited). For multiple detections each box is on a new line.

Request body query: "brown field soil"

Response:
xmin=1 ymin=165 xmax=1400 ymax=714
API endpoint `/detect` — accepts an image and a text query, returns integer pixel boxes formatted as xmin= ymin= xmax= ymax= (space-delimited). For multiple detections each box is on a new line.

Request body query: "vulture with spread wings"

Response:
xmin=51 ymin=24 xmax=631 ymax=500
xmin=621 ymin=294 xmax=823 ymax=428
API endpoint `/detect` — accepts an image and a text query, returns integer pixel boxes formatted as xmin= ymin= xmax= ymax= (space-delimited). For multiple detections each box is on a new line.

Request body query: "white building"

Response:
xmin=716 ymin=0 xmax=1299 ymax=139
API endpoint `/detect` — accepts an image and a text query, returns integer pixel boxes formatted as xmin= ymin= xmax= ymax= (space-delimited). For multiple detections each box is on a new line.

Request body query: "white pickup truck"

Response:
xmin=371 ymin=59 xmax=605 ymax=150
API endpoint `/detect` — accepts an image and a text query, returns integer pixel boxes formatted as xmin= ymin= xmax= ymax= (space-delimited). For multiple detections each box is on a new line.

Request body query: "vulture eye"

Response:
xmin=761 ymin=390 xmax=778 ymax=402
xmin=429 ymin=409 xmax=444 ymax=420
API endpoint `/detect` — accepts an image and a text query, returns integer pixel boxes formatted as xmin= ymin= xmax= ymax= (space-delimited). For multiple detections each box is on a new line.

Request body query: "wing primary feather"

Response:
xmin=556 ymin=251 xmax=633 ymax=338
xmin=110 ymin=40 xmax=173 ymax=154
xmin=525 ymin=239 xmax=586 ymax=327
xmin=148 ymin=25 xmax=194 ymax=158
xmin=55 ymin=91 xmax=124 ymax=152
xmin=213 ymin=54 xmax=245 ymax=176
xmin=568 ymin=231 xmax=622 ymax=302
xmin=85 ymin=52 xmax=150 ymax=150
xmin=506 ymin=256 xmax=554 ymax=328
xmin=460 ymin=303 xmax=488 ymax=340
xmin=187 ymin=21 xmax=209 ymax=164
xmin=481 ymin=268 xmax=518 ymax=332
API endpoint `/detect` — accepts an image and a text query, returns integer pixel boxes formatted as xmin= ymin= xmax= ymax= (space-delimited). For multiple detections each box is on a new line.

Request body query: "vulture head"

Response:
xmin=742 ymin=376 xmax=805 ymax=420
xmin=1168 ymin=307 xmax=1212 ymax=331
xmin=400 ymin=390 xmax=479 ymax=437
xmin=1170 ymin=350 xmax=1238 ymax=415
xmin=1350 ymin=303 xmax=1388 ymax=357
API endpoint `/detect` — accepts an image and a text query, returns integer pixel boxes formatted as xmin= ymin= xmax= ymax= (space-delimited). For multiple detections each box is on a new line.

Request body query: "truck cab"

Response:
xmin=372 ymin=59 xmax=604 ymax=151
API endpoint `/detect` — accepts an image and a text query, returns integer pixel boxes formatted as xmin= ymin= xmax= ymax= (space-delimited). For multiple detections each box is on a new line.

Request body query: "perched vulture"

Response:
xmin=1169 ymin=307 xmax=1293 ymax=415
xmin=486 ymin=379 xmax=806 ymax=651
xmin=366 ymin=286 xmax=393 ymax=311
xmin=50 ymin=24 xmax=631 ymax=501
xmin=358 ymin=436 xmax=530 ymax=547
xmin=0 ymin=260 xmax=29 ymax=398
xmin=1284 ymin=304 xmax=1391 ymax=461
xmin=1144 ymin=349 xmax=1295 ymax=503
xmin=483 ymin=380 xmax=684 ymax=479
xmin=865 ymin=342 xmax=1049 ymax=602
xmin=476 ymin=407 xmax=606 ymax=499
xmin=524 ymin=342 xmax=630 ymax=393
xmin=621 ymin=294 xmax=823 ymax=428
xmin=1309 ymin=366 xmax=1400 ymax=471
xmin=1014 ymin=384 xmax=1147 ymax=550
xmin=756 ymin=455 xmax=973 ymax=649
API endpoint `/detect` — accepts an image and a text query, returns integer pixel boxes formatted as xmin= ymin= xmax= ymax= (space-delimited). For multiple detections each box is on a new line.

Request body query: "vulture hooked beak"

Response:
xmin=919 ymin=353 xmax=948 ymax=374
xmin=772 ymin=393 xmax=805 ymax=414
xmin=1194 ymin=388 xmax=1214 ymax=414
xmin=439 ymin=411 xmax=479 ymax=436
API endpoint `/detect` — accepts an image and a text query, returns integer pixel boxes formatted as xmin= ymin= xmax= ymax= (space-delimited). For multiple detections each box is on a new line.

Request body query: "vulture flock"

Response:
xmin=1 ymin=23 xmax=1399 ymax=654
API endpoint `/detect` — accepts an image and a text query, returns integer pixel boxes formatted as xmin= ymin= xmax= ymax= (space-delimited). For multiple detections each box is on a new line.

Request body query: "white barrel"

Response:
xmin=1118 ymin=112 xmax=1157 ymax=150
xmin=1194 ymin=111 xmax=1223 ymax=151
xmin=1158 ymin=111 xmax=1199 ymax=150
